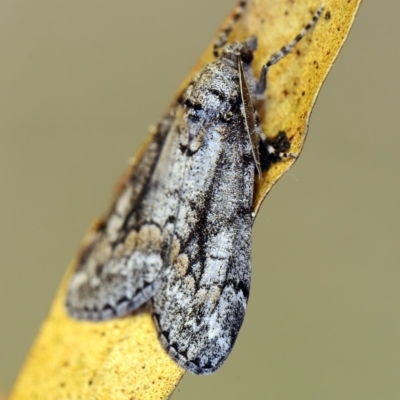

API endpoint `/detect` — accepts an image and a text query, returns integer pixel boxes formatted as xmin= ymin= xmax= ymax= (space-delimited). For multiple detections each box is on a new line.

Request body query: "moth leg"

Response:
xmin=213 ymin=0 xmax=248 ymax=57
xmin=259 ymin=131 xmax=297 ymax=172
xmin=254 ymin=5 xmax=324 ymax=96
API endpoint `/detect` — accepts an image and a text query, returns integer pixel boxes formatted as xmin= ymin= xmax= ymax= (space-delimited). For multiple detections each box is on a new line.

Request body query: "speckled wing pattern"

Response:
xmin=66 ymin=3 xmax=324 ymax=374
xmin=65 ymin=110 xmax=189 ymax=320
xmin=152 ymin=58 xmax=255 ymax=374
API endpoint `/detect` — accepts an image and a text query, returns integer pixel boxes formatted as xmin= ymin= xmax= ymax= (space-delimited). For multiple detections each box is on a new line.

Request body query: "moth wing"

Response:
xmin=66 ymin=109 xmax=189 ymax=320
xmin=152 ymin=119 xmax=254 ymax=374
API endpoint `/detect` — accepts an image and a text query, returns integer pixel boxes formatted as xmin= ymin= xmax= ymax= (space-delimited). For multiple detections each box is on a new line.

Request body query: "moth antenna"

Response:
xmin=213 ymin=0 xmax=248 ymax=57
xmin=255 ymin=5 xmax=324 ymax=94
xmin=237 ymin=56 xmax=262 ymax=177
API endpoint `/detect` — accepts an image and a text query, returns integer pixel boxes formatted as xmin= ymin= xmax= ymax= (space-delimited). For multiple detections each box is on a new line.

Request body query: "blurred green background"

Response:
xmin=1 ymin=1 xmax=399 ymax=399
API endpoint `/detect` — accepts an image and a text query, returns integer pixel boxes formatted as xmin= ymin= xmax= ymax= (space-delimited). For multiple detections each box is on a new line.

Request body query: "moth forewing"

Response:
xmin=65 ymin=108 xmax=189 ymax=320
xmin=152 ymin=80 xmax=254 ymax=373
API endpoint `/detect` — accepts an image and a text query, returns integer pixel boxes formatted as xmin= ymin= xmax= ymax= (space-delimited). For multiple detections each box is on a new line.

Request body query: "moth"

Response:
xmin=66 ymin=2 xmax=324 ymax=374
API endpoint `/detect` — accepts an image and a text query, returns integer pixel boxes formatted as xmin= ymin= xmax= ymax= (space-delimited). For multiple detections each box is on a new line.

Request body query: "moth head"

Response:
xmin=220 ymin=36 xmax=258 ymax=67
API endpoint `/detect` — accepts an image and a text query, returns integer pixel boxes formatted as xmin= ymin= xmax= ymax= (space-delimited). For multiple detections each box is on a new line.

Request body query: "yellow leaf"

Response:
xmin=9 ymin=0 xmax=361 ymax=399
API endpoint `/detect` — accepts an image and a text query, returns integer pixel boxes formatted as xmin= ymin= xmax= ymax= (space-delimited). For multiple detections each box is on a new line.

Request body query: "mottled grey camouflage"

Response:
xmin=66 ymin=2 xmax=323 ymax=374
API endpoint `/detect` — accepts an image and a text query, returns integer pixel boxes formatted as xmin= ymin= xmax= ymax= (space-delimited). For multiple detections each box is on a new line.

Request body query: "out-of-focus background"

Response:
xmin=1 ymin=1 xmax=399 ymax=399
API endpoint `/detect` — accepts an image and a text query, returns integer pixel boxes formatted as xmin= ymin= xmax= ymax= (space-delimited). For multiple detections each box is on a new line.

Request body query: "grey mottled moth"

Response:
xmin=66 ymin=2 xmax=324 ymax=374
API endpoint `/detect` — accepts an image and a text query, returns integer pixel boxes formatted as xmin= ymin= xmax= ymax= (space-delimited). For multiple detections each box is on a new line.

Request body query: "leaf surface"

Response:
xmin=9 ymin=1 xmax=361 ymax=399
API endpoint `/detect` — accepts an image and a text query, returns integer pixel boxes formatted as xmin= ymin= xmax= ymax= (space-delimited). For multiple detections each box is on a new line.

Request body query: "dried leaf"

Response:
xmin=9 ymin=0 xmax=361 ymax=399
